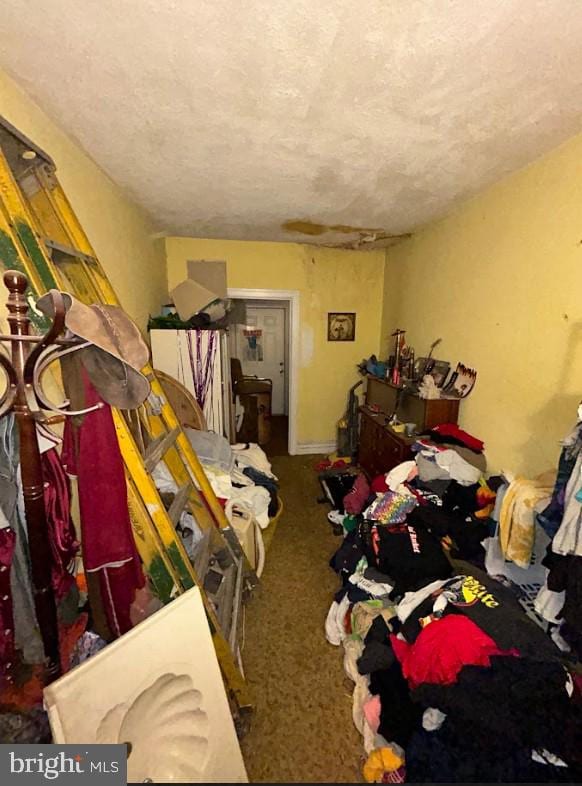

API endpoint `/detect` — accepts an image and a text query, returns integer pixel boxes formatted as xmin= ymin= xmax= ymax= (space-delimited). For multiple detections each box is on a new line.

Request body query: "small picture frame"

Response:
xmin=328 ymin=312 xmax=356 ymax=342
xmin=415 ymin=358 xmax=450 ymax=387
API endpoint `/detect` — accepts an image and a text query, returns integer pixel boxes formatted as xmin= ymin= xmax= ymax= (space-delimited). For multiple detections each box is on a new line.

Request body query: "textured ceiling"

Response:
xmin=2 ymin=0 xmax=582 ymax=246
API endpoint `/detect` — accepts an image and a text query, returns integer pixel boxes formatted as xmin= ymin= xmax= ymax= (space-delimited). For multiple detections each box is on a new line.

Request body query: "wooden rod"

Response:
xmin=4 ymin=270 xmax=61 ymax=681
xmin=0 ymin=334 xmax=82 ymax=345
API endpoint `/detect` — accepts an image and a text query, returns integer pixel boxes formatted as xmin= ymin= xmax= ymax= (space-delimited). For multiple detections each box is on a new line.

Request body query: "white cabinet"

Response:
xmin=150 ymin=329 xmax=234 ymax=439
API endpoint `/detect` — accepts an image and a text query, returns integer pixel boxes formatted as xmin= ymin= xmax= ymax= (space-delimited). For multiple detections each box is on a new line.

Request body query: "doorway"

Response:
xmin=227 ymin=288 xmax=299 ymax=455
xmin=232 ymin=303 xmax=288 ymax=416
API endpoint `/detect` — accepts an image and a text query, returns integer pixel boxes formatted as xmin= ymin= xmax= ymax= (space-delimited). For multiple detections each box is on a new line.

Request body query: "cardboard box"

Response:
xmin=169 ymin=278 xmax=219 ymax=321
xmin=187 ymin=260 xmax=227 ymax=299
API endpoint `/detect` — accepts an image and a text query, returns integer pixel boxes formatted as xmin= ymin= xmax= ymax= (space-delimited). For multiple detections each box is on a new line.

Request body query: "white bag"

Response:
xmin=225 ymin=500 xmax=265 ymax=578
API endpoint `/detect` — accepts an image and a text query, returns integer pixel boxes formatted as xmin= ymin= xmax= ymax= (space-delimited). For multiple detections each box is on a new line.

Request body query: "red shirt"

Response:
xmin=391 ymin=615 xmax=517 ymax=689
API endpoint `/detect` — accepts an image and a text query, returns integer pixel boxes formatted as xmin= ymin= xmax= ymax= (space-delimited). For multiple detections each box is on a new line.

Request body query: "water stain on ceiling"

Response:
xmin=282 ymin=220 xmax=410 ymax=249
xmin=282 ymin=220 xmax=385 ymax=236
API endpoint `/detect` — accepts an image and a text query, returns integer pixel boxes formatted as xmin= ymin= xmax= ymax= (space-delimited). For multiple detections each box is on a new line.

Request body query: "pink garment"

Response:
xmin=363 ymin=694 xmax=381 ymax=733
xmin=344 ymin=474 xmax=371 ymax=514
xmin=42 ymin=448 xmax=79 ymax=601
xmin=62 ymin=369 xmax=144 ymax=637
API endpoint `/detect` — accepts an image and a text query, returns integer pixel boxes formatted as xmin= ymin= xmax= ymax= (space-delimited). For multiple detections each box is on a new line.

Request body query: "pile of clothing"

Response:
xmin=187 ymin=431 xmax=279 ymax=523
xmin=153 ymin=430 xmax=278 ymax=571
xmin=326 ymin=425 xmax=582 ymax=782
xmin=328 ymin=424 xmax=493 ymax=565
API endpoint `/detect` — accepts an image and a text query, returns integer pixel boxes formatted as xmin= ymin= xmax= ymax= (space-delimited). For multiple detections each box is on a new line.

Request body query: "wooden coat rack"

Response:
xmin=0 ymin=269 xmax=99 ymax=683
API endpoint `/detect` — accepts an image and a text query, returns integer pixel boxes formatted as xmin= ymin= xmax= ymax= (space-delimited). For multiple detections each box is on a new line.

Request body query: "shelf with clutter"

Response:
xmin=357 ymin=330 xmax=476 ymax=478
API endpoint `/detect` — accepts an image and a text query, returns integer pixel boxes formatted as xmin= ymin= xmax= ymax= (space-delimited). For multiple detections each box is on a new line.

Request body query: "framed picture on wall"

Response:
xmin=328 ymin=312 xmax=356 ymax=342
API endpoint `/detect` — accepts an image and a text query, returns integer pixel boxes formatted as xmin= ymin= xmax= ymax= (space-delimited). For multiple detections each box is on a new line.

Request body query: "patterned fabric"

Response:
xmin=0 ymin=527 xmax=16 ymax=676
xmin=365 ymin=491 xmax=417 ymax=525
xmin=70 ymin=630 xmax=107 ymax=667
xmin=499 ymin=474 xmax=554 ymax=567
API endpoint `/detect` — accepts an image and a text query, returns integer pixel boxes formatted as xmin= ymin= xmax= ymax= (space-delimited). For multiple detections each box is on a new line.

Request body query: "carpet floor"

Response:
xmin=240 ymin=454 xmax=363 ymax=783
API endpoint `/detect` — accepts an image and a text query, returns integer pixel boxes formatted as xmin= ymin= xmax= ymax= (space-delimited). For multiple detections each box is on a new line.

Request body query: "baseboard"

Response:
xmin=293 ymin=441 xmax=337 ymax=456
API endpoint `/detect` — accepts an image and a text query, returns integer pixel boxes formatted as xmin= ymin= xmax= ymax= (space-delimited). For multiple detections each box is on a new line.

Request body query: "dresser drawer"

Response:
xmin=359 ymin=409 xmax=413 ymax=478
xmin=358 ymin=412 xmax=376 ymax=477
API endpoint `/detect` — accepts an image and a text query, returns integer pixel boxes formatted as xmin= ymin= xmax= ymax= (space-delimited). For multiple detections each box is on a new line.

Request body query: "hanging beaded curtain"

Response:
xmin=178 ymin=330 xmax=223 ymax=434
xmin=188 ymin=331 xmax=217 ymax=410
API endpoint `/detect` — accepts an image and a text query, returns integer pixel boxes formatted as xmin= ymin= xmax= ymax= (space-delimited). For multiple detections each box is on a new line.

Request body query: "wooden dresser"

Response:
xmin=358 ymin=376 xmax=461 ymax=478
xmin=359 ymin=407 xmax=415 ymax=479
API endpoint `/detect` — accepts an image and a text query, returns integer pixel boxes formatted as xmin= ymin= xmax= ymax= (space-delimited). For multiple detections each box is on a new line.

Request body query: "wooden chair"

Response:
xmin=230 ymin=358 xmax=272 ymax=444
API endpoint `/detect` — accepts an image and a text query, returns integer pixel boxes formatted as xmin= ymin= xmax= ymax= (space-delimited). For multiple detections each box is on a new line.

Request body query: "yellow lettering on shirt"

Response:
xmin=461 ymin=576 xmax=499 ymax=608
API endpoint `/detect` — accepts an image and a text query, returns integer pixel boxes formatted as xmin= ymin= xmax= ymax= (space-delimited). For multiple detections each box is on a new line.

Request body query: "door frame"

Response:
xmin=228 ymin=287 xmax=299 ymax=455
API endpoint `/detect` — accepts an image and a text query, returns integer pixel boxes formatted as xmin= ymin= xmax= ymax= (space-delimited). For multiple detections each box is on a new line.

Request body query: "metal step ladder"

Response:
xmin=0 ymin=116 xmax=257 ymax=717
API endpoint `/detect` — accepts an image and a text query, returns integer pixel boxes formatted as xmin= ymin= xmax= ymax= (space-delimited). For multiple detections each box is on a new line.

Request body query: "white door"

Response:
xmin=235 ymin=307 xmax=286 ymax=415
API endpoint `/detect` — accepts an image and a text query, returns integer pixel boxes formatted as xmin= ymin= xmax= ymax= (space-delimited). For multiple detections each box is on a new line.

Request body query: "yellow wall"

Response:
xmin=0 ymin=69 xmax=166 ymax=330
xmin=383 ymin=132 xmax=582 ymax=477
xmin=166 ymin=237 xmax=385 ymax=447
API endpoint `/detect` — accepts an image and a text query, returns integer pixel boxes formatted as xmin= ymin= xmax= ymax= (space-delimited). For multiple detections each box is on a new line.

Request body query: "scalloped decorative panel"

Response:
xmin=44 ymin=588 xmax=247 ymax=783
